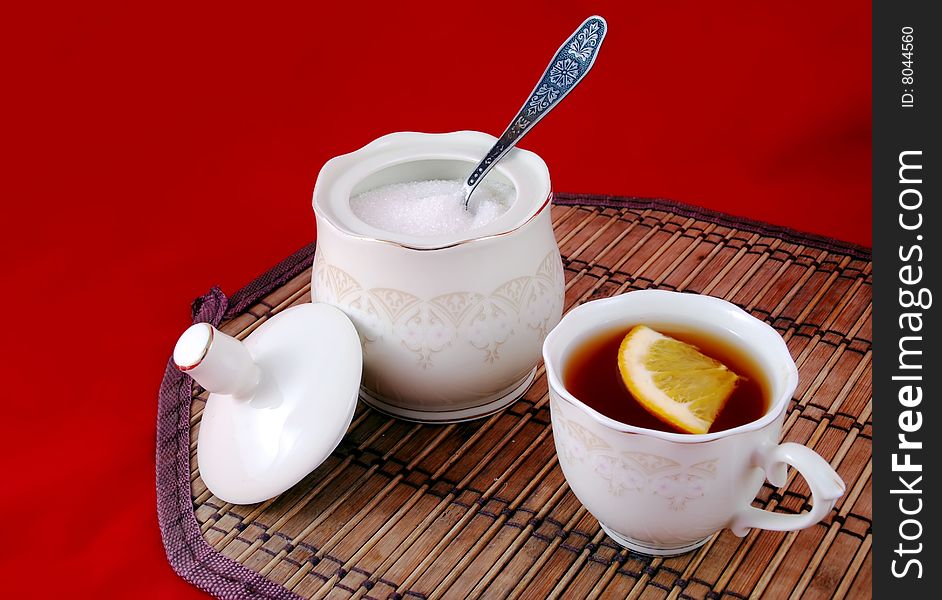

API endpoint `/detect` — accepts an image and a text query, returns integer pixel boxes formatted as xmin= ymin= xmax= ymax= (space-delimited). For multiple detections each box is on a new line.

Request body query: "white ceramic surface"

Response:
xmin=312 ymin=131 xmax=565 ymax=421
xmin=542 ymin=291 xmax=846 ymax=556
xmin=174 ymin=304 xmax=362 ymax=504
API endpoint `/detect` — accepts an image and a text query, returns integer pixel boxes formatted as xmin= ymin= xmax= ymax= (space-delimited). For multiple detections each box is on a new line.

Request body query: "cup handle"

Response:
xmin=730 ymin=442 xmax=846 ymax=536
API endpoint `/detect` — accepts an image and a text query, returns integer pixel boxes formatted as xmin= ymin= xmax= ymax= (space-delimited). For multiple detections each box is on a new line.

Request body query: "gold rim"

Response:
xmin=177 ymin=325 xmax=214 ymax=372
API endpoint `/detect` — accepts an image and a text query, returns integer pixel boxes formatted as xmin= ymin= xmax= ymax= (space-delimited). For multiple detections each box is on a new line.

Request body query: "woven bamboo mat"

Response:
xmin=160 ymin=195 xmax=872 ymax=599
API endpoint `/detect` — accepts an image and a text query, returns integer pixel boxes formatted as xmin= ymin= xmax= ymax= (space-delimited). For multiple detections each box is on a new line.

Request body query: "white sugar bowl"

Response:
xmin=311 ymin=131 xmax=565 ymax=422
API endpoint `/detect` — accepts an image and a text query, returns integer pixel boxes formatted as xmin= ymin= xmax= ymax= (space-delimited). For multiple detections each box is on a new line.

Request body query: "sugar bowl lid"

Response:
xmin=173 ymin=303 xmax=362 ymax=504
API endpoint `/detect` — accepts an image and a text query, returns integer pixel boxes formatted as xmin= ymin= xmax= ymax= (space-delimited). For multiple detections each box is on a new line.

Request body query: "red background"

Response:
xmin=3 ymin=1 xmax=870 ymax=597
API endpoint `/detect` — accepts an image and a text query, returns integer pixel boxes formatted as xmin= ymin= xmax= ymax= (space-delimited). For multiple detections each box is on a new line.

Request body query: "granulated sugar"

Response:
xmin=349 ymin=179 xmax=513 ymax=237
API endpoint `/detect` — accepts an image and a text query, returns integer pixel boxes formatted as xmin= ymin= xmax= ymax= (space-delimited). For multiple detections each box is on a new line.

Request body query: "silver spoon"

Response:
xmin=463 ymin=15 xmax=608 ymax=208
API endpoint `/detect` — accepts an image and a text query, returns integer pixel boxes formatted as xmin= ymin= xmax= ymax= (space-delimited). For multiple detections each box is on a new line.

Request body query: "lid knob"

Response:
xmin=173 ymin=323 xmax=260 ymax=397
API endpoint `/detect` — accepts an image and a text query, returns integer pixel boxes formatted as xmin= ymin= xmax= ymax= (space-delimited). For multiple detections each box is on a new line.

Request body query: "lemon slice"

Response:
xmin=617 ymin=325 xmax=740 ymax=434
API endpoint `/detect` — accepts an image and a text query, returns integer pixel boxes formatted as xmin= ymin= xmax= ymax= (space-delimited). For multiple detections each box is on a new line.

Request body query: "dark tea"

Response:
xmin=563 ymin=326 xmax=769 ymax=433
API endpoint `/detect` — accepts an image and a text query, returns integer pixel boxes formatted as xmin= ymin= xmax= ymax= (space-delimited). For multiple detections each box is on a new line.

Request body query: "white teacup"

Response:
xmin=542 ymin=290 xmax=845 ymax=556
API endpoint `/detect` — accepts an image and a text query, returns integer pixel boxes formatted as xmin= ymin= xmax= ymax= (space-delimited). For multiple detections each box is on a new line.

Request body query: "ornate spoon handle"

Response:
xmin=463 ymin=15 xmax=608 ymax=206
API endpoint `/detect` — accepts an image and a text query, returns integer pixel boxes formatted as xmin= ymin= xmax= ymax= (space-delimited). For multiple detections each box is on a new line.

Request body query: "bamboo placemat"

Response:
xmin=156 ymin=195 xmax=872 ymax=599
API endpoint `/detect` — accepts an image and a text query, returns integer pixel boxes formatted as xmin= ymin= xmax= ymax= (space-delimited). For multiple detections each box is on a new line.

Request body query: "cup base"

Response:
xmin=599 ymin=523 xmax=713 ymax=557
xmin=358 ymin=367 xmax=537 ymax=423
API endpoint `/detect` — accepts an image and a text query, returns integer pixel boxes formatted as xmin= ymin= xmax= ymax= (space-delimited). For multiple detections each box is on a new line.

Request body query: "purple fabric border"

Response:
xmin=156 ymin=243 xmax=316 ymax=600
xmin=154 ymin=195 xmax=867 ymax=599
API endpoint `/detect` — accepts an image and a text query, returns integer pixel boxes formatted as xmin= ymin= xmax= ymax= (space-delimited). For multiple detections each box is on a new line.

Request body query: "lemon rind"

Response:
xmin=617 ymin=325 xmax=737 ymax=435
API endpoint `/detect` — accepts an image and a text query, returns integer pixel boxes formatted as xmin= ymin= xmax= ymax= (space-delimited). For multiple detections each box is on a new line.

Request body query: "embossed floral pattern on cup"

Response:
xmin=554 ymin=415 xmax=718 ymax=510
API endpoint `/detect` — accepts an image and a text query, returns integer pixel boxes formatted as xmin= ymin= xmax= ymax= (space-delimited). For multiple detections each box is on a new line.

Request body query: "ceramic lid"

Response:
xmin=173 ymin=303 xmax=362 ymax=504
